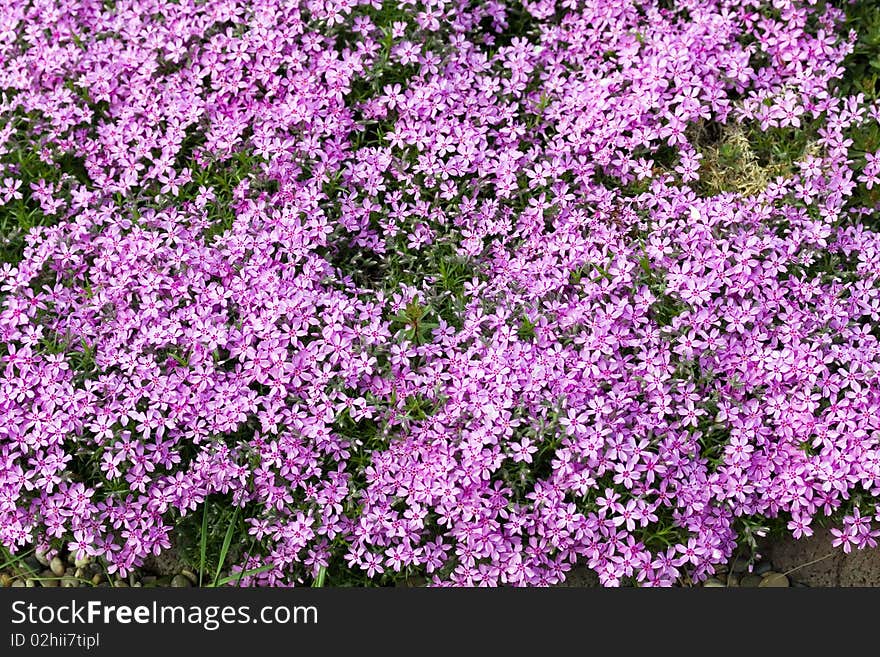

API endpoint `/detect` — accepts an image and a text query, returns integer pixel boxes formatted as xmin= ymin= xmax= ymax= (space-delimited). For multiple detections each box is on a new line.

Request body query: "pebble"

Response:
xmin=113 ymin=579 xmax=128 ymax=588
xmin=703 ymin=578 xmax=725 ymax=587
xmin=11 ymin=580 xmax=25 ymax=588
xmin=724 ymin=574 xmax=740 ymax=587
xmin=754 ymin=561 xmax=773 ymax=575
xmin=35 ymin=550 xmax=50 ymax=567
xmin=171 ymin=574 xmax=191 ymax=588
xmin=74 ymin=556 xmax=92 ymax=569
xmin=91 ymin=574 xmax=103 ymax=586
xmin=181 ymin=569 xmax=198 ymax=585
xmin=0 ymin=573 xmax=12 ymax=587
xmin=61 ymin=576 xmax=79 ymax=588
xmin=75 ymin=568 xmax=85 ymax=579
xmin=25 ymin=578 xmax=36 ymax=588
xmin=759 ymin=573 xmax=789 ymax=588
xmin=740 ymin=574 xmax=763 ymax=587
xmin=40 ymin=572 xmax=59 ymax=588
xmin=49 ymin=557 xmax=66 ymax=577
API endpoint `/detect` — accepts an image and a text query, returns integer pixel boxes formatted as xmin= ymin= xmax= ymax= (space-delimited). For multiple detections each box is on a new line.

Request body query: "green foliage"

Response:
xmin=841 ymin=0 xmax=880 ymax=99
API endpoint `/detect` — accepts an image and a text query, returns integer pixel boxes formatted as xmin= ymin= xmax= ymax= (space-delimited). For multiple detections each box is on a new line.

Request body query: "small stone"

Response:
xmin=49 ymin=557 xmax=65 ymax=577
xmin=129 ymin=573 xmax=138 ymax=587
xmin=75 ymin=568 xmax=85 ymax=579
xmin=91 ymin=574 xmax=103 ymax=586
xmin=171 ymin=574 xmax=191 ymax=588
xmin=141 ymin=576 xmax=158 ymax=587
xmin=754 ymin=560 xmax=773 ymax=575
xmin=157 ymin=576 xmax=172 ymax=587
xmin=731 ymin=557 xmax=750 ymax=574
xmin=181 ymin=569 xmax=198 ymax=585
xmin=724 ymin=574 xmax=740 ymax=587
xmin=40 ymin=571 xmax=59 ymax=588
xmin=61 ymin=576 xmax=79 ymax=588
xmin=74 ymin=556 xmax=91 ymax=569
xmin=703 ymin=578 xmax=725 ymax=587
xmin=0 ymin=573 xmax=12 ymax=587
xmin=740 ymin=574 xmax=763 ymax=587
xmin=35 ymin=550 xmax=50 ymax=567
xmin=113 ymin=579 xmax=128 ymax=588
xmin=25 ymin=578 xmax=36 ymax=587
xmin=759 ymin=573 xmax=789 ymax=588
xmin=11 ymin=580 xmax=25 ymax=588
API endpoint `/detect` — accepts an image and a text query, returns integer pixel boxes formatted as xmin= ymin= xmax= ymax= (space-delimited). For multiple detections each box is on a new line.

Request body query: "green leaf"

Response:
xmin=198 ymin=503 xmax=209 ymax=587
xmin=211 ymin=564 xmax=274 ymax=587
xmin=0 ymin=548 xmax=35 ymax=575
xmin=312 ymin=566 xmax=327 ymax=588
xmin=212 ymin=507 xmax=240 ymax=587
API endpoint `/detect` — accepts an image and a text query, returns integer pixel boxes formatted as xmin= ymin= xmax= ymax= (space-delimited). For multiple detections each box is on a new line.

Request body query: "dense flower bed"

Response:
xmin=2 ymin=0 xmax=880 ymax=586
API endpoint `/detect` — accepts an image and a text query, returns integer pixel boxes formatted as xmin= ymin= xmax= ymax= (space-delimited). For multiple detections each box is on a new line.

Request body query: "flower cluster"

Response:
xmin=1 ymin=0 xmax=880 ymax=586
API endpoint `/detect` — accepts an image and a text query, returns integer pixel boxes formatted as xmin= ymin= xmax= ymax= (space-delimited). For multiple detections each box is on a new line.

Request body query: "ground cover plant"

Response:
xmin=3 ymin=0 xmax=880 ymax=587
